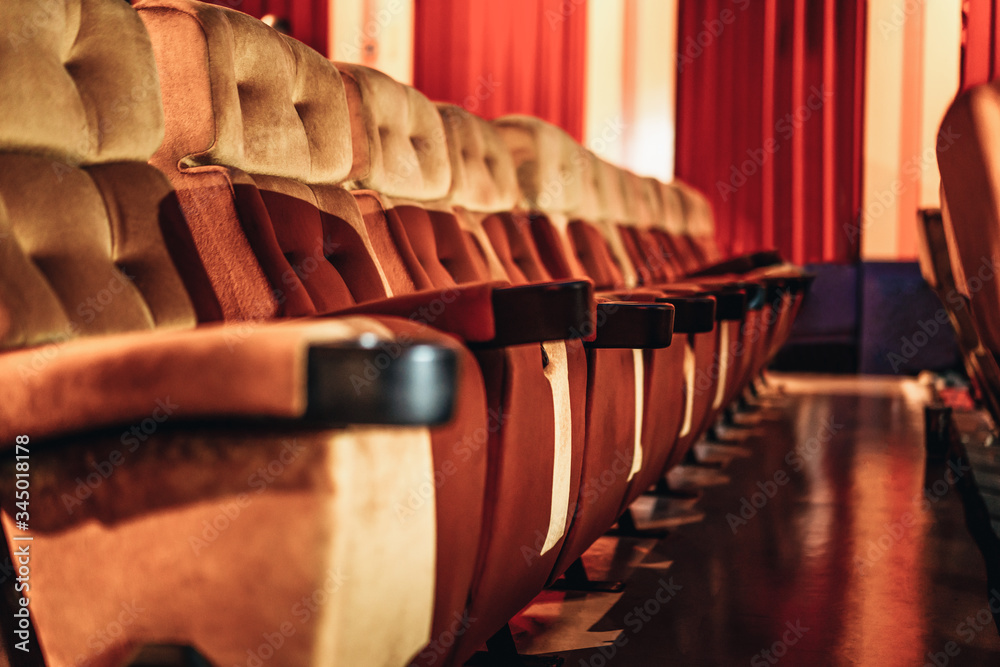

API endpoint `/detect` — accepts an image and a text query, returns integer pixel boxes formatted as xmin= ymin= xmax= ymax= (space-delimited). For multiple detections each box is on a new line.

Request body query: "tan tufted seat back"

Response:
xmin=0 ymin=0 xmax=198 ymax=350
xmin=593 ymin=158 xmax=629 ymax=224
xmin=336 ymin=63 xmax=451 ymax=202
xmin=0 ymin=0 xmax=165 ymax=165
xmin=585 ymin=159 xmax=641 ymax=288
xmin=139 ymin=0 xmax=352 ymax=184
xmin=569 ymin=151 xmax=605 ymax=224
xmin=492 ymin=115 xmax=586 ymax=216
xmin=139 ymin=0 xmax=394 ymax=320
xmin=658 ymin=182 xmax=688 ymax=236
xmin=639 ymin=177 xmax=664 ymax=229
xmin=674 ymin=181 xmax=716 ymax=238
xmin=433 ymin=103 xmax=522 ymax=282
xmin=437 ymin=104 xmax=520 ymax=214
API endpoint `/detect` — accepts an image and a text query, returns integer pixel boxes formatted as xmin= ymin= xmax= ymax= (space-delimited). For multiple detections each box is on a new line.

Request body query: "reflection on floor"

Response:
xmin=510 ymin=373 xmax=1000 ymax=667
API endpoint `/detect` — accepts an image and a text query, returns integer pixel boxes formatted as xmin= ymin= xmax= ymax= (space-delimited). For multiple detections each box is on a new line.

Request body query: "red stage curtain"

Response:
xmin=675 ymin=0 xmax=865 ymax=265
xmin=961 ymin=0 xmax=1000 ymax=90
xmin=202 ymin=0 xmax=329 ymax=56
xmin=413 ymin=0 xmax=588 ymax=142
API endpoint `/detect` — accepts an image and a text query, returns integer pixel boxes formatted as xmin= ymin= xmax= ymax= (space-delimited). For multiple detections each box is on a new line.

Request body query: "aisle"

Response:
xmin=517 ymin=374 xmax=1000 ymax=666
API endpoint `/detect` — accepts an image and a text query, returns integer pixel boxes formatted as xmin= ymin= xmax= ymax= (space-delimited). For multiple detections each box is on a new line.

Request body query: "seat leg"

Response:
xmin=129 ymin=645 xmax=213 ymax=667
xmin=548 ymin=558 xmax=625 ymax=593
xmin=606 ymin=508 xmax=669 ymax=540
xmin=683 ymin=447 xmax=724 ymax=470
xmin=464 ymin=625 xmax=564 ymax=666
xmin=647 ymin=477 xmax=703 ymax=501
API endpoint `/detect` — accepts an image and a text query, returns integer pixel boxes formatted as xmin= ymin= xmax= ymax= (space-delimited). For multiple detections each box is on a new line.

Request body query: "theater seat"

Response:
xmin=917 ymin=205 xmax=1000 ymax=425
xmin=937 ymin=81 xmax=1000 ymax=425
xmin=0 ymin=1 xmax=487 ymax=665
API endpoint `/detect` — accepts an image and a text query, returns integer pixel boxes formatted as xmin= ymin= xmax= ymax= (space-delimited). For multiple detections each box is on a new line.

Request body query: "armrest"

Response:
xmin=332 ymin=280 xmax=594 ymax=347
xmin=0 ymin=318 xmax=460 ymax=445
xmin=603 ymin=285 xmax=738 ymax=324
xmin=587 ymin=302 xmax=675 ymax=349
xmin=331 ymin=283 xmax=503 ymax=342
xmin=651 ymin=282 xmax=748 ymax=321
xmin=744 ymin=265 xmax=816 ymax=296
xmin=489 ymin=280 xmax=594 ymax=346
xmin=306 ymin=340 xmax=455 ymax=426
xmin=654 ymin=295 xmax=717 ymax=333
xmin=687 ymin=250 xmax=785 ymax=277
xmin=687 ymin=276 xmax=764 ymax=312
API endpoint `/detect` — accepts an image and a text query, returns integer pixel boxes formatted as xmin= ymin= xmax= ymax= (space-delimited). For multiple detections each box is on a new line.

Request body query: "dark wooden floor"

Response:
xmin=515 ymin=374 xmax=1000 ymax=666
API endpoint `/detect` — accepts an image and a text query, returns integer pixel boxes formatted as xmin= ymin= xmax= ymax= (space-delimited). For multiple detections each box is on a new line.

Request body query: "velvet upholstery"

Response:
xmin=0 ymin=156 xmax=197 ymax=349
xmin=2 ymin=317 xmax=414 ymax=443
xmin=139 ymin=0 xmax=380 ymax=321
xmin=334 ymin=64 xmax=591 ymax=667
xmin=0 ymin=0 xmax=197 ymax=350
xmin=938 ymin=80 xmax=1000 ymax=354
xmin=492 ymin=115 xmax=586 ymax=215
xmin=438 ymin=104 xmax=521 ymax=213
xmin=0 ymin=0 xmax=165 ymax=166
xmin=137 ymin=0 xmax=351 ymax=183
xmin=3 ymin=4 xmax=492 ymax=666
xmin=337 ymin=63 xmax=451 ymax=202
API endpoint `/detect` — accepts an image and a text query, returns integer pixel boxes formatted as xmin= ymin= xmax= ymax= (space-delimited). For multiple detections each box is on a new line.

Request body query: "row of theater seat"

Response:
xmin=0 ymin=1 xmax=808 ymax=665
